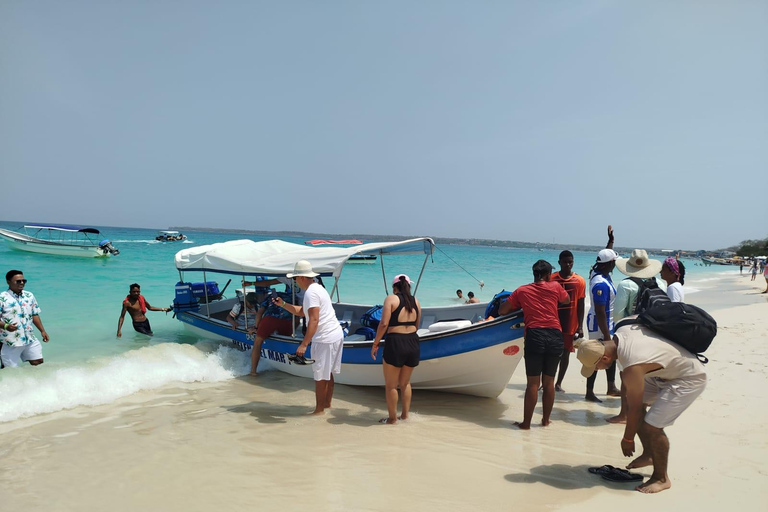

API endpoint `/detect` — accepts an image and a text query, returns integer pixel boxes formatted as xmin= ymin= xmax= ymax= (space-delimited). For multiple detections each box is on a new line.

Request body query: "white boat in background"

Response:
xmin=0 ymin=225 xmax=119 ymax=258
xmin=171 ymin=237 xmax=525 ymax=398
xmin=156 ymin=230 xmax=187 ymax=242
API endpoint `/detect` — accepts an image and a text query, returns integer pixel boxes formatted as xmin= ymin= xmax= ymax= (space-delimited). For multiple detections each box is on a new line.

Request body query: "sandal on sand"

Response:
xmin=288 ymin=354 xmax=315 ymax=365
xmin=588 ymin=465 xmax=616 ymax=476
xmin=601 ymin=468 xmax=643 ymax=482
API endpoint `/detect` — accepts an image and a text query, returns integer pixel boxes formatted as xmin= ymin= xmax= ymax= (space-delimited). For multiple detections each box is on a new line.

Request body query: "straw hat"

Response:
xmin=577 ymin=339 xmax=606 ymax=378
xmin=286 ymin=260 xmax=319 ymax=278
xmin=615 ymin=249 xmax=663 ymax=279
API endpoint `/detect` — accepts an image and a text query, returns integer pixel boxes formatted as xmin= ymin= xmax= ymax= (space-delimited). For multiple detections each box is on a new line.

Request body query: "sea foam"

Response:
xmin=0 ymin=343 xmax=250 ymax=423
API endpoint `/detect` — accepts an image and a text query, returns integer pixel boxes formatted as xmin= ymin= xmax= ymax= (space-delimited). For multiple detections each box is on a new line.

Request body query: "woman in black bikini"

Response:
xmin=370 ymin=274 xmax=421 ymax=425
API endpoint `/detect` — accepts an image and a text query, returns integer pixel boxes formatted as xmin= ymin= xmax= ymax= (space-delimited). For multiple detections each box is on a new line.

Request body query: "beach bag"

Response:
xmin=615 ymin=302 xmax=717 ymax=363
xmin=629 ymin=277 xmax=670 ymax=314
xmin=354 ymin=327 xmax=377 ymax=340
xmin=360 ymin=305 xmax=383 ymax=329
xmin=484 ymin=290 xmax=512 ymax=319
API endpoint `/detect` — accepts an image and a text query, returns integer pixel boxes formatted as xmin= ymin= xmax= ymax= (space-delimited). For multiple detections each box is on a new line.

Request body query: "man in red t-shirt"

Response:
xmin=499 ymin=260 xmax=570 ymax=429
xmin=550 ymin=250 xmax=586 ymax=392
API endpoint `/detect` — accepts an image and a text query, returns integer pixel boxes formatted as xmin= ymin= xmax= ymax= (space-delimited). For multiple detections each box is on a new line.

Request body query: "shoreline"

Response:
xmin=0 ymin=273 xmax=766 ymax=511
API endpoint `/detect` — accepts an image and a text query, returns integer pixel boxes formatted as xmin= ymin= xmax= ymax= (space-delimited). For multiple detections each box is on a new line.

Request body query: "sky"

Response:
xmin=1 ymin=1 xmax=765 ymax=251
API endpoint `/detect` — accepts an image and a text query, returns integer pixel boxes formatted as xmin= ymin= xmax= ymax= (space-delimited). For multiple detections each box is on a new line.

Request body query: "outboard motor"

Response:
xmin=174 ymin=281 xmax=200 ymax=313
xmin=99 ymin=239 xmax=120 ymax=255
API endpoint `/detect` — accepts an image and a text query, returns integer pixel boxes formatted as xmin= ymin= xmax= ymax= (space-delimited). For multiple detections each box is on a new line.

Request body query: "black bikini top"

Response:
xmin=388 ymin=293 xmax=419 ymax=327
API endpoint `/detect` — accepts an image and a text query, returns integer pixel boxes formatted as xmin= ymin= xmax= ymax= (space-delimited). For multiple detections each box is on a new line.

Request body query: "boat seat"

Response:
xmin=419 ymin=315 xmax=435 ymax=329
xmin=339 ymin=310 xmax=354 ymax=324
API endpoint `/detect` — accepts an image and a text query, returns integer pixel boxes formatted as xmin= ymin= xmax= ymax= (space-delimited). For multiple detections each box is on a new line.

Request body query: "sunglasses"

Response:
xmin=14 ymin=279 xmax=28 ymax=284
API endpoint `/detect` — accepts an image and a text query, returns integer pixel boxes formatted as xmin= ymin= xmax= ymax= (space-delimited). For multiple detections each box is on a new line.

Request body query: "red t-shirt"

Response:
xmin=505 ymin=280 xmax=569 ymax=330
xmin=550 ymin=271 xmax=586 ymax=336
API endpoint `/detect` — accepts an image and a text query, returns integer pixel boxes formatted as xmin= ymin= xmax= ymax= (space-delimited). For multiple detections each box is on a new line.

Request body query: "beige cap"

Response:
xmin=576 ymin=339 xmax=606 ymax=378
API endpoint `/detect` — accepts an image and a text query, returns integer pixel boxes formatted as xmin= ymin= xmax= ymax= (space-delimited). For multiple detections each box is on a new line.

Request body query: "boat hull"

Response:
xmin=177 ymin=311 xmax=524 ymax=398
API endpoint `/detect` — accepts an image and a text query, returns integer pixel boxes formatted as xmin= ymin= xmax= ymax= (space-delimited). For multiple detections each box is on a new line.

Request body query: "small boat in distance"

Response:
xmin=0 ymin=224 xmax=119 ymax=258
xmin=304 ymin=239 xmax=377 ymax=263
xmin=156 ymin=230 xmax=187 ymax=242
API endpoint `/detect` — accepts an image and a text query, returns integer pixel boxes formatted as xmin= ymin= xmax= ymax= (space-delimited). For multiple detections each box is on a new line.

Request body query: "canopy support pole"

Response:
xmin=413 ymin=252 xmax=429 ymax=296
xmin=203 ymin=271 xmax=210 ymax=318
xmin=379 ymin=253 xmax=388 ymax=296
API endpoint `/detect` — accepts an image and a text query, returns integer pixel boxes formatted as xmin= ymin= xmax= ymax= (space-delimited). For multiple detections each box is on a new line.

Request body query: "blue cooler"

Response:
xmin=174 ymin=282 xmax=200 ymax=312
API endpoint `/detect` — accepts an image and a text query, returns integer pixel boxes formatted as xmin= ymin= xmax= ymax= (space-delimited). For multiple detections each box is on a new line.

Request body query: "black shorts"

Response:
xmin=524 ymin=328 xmax=563 ymax=377
xmin=383 ymin=332 xmax=420 ymax=368
xmin=133 ymin=319 xmax=154 ymax=336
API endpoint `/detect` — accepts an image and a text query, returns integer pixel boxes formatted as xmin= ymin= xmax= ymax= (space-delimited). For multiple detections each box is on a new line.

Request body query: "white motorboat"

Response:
xmin=171 ymin=238 xmax=525 ymax=398
xmin=0 ymin=224 xmax=119 ymax=258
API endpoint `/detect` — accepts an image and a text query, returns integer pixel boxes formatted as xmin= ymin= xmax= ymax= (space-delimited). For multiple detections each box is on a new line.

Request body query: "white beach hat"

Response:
xmin=615 ymin=249 xmax=663 ymax=279
xmin=286 ymin=260 xmax=319 ymax=278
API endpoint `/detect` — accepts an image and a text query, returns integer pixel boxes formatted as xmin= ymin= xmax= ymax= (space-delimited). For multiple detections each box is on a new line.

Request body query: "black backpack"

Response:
xmin=615 ymin=302 xmax=717 ymax=363
xmin=629 ymin=277 xmax=671 ymax=314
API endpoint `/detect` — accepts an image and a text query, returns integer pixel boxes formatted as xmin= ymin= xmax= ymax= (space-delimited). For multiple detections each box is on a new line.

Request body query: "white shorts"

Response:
xmin=1 ymin=339 xmax=44 ymax=367
xmin=311 ymin=339 xmax=343 ymax=381
xmin=643 ymin=374 xmax=706 ymax=429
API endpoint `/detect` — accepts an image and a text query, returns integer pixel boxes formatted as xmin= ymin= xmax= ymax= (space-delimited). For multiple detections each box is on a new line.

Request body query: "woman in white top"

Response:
xmin=660 ymin=257 xmax=686 ymax=303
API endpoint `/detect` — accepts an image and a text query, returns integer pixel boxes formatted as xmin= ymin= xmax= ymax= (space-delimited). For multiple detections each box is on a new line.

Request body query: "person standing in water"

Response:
xmin=117 ymin=283 xmax=171 ymax=337
xmin=371 ymin=274 xmax=422 ymax=425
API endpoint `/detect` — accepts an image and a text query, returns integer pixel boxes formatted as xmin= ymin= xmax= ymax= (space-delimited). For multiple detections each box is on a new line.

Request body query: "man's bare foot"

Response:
xmin=585 ymin=393 xmax=602 ymax=403
xmin=606 ymin=415 xmax=626 ymax=424
xmin=627 ymin=454 xmax=653 ymax=469
xmin=541 ymin=419 xmax=552 ymax=427
xmin=607 ymin=387 xmax=621 ymax=397
xmin=309 ymin=409 xmax=326 ymax=416
xmin=555 ymin=384 xmax=564 ymax=392
xmin=513 ymin=421 xmax=531 ymax=430
xmin=379 ymin=417 xmax=396 ymax=425
xmin=636 ymin=477 xmax=671 ymax=493
xmin=248 ymin=371 xmax=259 ymax=377
xmin=398 ymin=414 xmax=408 ymax=421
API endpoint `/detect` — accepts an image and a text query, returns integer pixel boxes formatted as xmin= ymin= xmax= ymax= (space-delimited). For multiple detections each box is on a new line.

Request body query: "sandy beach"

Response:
xmin=1 ymin=272 xmax=766 ymax=512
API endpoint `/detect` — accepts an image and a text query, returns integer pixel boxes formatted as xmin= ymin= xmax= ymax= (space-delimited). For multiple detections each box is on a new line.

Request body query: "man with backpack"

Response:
xmin=614 ymin=249 xmax=666 ymax=323
xmin=577 ymin=323 xmax=707 ymax=494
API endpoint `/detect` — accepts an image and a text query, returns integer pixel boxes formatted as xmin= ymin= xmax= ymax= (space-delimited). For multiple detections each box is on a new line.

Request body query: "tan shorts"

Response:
xmin=311 ymin=339 xmax=343 ymax=381
xmin=643 ymin=374 xmax=706 ymax=428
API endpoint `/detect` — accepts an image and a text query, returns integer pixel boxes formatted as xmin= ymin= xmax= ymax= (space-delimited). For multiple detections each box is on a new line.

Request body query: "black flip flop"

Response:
xmin=588 ymin=465 xmax=616 ymax=476
xmin=601 ymin=467 xmax=644 ymax=482
xmin=288 ymin=354 xmax=315 ymax=365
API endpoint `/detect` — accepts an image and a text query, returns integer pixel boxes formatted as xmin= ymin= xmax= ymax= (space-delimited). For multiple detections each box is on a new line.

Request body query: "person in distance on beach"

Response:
xmin=0 ymin=270 xmax=50 ymax=368
xmin=550 ymin=251 xmax=585 ymax=393
xmin=277 ymin=261 xmax=344 ymax=415
xmin=371 ymin=274 xmax=422 ymax=425
xmin=763 ymin=261 xmax=768 ymax=293
xmin=117 ymin=283 xmax=171 ymax=337
xmin=465 ymin=291 xmax=480 ymax=304
xmin=584 ymin=226 xmax=621 ymax=402
xmin=499 ymin=260 xmax=569 ymax=429
xmin=577 ymin=324 xmax=707 ymax=494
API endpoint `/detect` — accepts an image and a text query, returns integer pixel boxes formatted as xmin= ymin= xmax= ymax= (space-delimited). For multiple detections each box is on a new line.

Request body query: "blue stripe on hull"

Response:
xmin=178 ymin=312 xmax=525 ymax=364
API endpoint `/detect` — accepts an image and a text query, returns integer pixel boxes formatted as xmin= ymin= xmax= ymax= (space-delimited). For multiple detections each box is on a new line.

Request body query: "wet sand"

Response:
xmin=1 ymin=273 xmax=766 ymax=511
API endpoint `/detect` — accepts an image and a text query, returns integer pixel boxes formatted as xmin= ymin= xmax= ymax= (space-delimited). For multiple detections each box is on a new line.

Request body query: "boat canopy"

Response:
xmin=305 ymin=239 xmax=363 ymax=246
xmin=175 ymin=238 xmax=434 ymax=277
xmin=24 ymin=224 xmax=101 ymax=234
xmin=158 ymin=230 xmax=181 ymax=235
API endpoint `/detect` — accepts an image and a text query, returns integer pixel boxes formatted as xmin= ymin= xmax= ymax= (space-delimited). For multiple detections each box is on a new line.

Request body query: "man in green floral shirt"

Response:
xmin=0 ymin=270 xmax=50 ymax=368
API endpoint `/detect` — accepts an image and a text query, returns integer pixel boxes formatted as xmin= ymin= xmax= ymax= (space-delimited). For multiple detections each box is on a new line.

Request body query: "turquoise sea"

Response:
xmin=0 ymin=221 xmax=733 ymax=423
